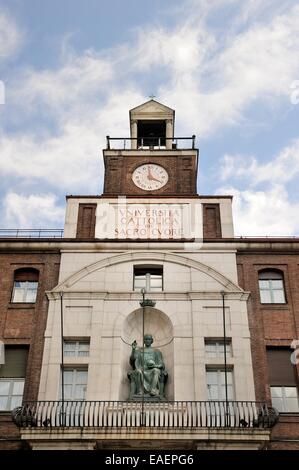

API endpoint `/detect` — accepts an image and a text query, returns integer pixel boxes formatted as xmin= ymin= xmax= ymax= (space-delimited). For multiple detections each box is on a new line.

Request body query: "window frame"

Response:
xmin=63 ymin=340 xmax=90 ymax=358
xmin=270 ymin=385 xmax=299 ymax=413
xmin=11 ymin=280 xmax=39 ymax=303
xmin=258 ymin=269 xmax=286 ymax=305
xmin=11 ymin=268 xmax=39 ymax=304
xmin=205 ymin=339 xmax=232 ymax=358
xmin=0 ymin=378 xmax=25 ymax=411
xmin=133 ymin=265 xmax=163 ymax=292
xmin=61 ymin=367 xmax=88 ymax=401
xmin=206 ymin=367 xmax=235 ymax=401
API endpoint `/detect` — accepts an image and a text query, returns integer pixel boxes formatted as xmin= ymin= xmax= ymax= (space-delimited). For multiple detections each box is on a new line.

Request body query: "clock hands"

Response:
xmin=147 ymin=166 xmax=162 ymax=184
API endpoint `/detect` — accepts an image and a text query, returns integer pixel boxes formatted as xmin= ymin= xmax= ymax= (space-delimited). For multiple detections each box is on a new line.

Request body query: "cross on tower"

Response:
xmin=149 ymin=94 xmax=156 ymax=100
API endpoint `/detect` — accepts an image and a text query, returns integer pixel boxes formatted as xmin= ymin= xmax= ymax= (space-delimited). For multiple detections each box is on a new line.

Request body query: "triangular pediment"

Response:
xmin=130 ymin=99 xmax=174 ymax=117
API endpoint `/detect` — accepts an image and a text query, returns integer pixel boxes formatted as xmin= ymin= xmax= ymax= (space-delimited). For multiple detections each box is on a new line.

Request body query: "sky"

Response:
xmin=0 ymin=0 xmax=299 ymax=236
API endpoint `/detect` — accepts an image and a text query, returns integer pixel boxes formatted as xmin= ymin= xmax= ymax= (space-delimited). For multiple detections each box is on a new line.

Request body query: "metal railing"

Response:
xmin=234 ymin=236 xmax=299 ymax=239
xmin=12 ymin=400 xmax=278 ymax=429
xmin=106 ymin=136 xmax=196 ymax=150
xmin=0 ymin=229 xmax=64 ymax=238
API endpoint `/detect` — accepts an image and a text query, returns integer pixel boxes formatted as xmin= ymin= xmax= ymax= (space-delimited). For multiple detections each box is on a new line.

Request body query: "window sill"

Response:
xmin=8 ymin=303 xmax=36 ymax=309
xmin=260 ymin=304 xmax=289 ymax=310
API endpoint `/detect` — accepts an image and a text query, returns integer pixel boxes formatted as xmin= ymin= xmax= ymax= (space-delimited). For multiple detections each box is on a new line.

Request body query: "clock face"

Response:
xmin=132 ymin=164 xmax=169 ymax=191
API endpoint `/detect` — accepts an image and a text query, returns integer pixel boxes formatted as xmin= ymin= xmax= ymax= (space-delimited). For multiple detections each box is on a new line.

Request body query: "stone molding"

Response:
xmin=50 ymin=251 xmax=244 ymax=292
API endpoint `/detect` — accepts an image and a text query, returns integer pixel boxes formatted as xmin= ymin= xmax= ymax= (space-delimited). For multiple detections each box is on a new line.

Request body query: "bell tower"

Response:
xmin=129 ymin=98 xmax=174 ymax=149
xmin=103 ymin=99 xmax=198 ymax=196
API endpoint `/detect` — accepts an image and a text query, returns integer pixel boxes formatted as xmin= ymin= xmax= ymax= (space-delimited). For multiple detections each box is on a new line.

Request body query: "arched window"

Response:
xmin=258 ymin=269 xmax=286 ymax=304
xmin=11 ymin=268 xmax=39 ymax=303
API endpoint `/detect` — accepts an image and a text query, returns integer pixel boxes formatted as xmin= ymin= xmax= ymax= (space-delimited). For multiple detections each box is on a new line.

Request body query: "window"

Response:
xmin=205 ymin=339 xmax=232 ymax=358
xmin=258 ymin=270 xmax=286 ymax=304
xmin=0 ymin=379 xmax=24 ymax=410
xmin=134 ymin=266 xmax=163 ymax=292
xmin=206 ymin=368 xmax=235 ymax=400
xmin=0 ymin=346 xmax=28 ymax=410
xmin=63 ymin=340 xmax=90 ymax=357
xmin=11 ymin=268 xmax=39 ymax=303
xmin=62 ymin=368 xmax=88 ymax=400
xmin=270 ymin=386 xmax=299 ymax=413
xmin=267 ymin=348 xmax=298 ymax=412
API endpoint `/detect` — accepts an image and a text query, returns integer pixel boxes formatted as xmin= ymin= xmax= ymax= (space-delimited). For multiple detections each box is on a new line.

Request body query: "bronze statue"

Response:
xmin=127 ymin=334 xmax=167 ymax=400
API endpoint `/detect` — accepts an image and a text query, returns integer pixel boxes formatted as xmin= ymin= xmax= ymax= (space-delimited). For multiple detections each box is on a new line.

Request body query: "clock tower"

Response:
xmin=103 ymin=99 xmax=198 ymax=196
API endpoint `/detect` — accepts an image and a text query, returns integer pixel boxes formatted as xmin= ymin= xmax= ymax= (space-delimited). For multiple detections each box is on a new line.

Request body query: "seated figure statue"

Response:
xmin=127 ymin=334 xmax=168 ymax=401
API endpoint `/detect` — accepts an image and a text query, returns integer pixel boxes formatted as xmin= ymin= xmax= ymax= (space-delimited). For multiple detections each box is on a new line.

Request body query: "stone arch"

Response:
xmin=119 ymin=307 xmax=174 ymax=400
xmin=53 ymin=251 xmax=242 ymax=292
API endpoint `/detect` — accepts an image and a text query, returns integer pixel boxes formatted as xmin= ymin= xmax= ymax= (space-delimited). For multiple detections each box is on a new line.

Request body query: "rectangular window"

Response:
xmin=267 ymin=348 xmax=298 ymax=412
xmin=205 ymin=339 xmax=232 ymax=358
xmin=259 ymin=279 xmax=285 ymax=304
xmin=134 ymin=266 xmax=163 ymax=292
xmin=0 ymin=346 xmax=28 ymax=410
xmin=0 ymin=379 xmax=25 ymax=410
xmin=62 ymin=368 xmax=88 ymax=400
xmin=270 ymin=386 xmax=299 ymax=412
xmin=206 ymin=368 xmax=235 ymax=400
xmin=63 ymin=340 xmax=90 ymax=357
xmin=12 ymin=281 xmax=38 ymax=303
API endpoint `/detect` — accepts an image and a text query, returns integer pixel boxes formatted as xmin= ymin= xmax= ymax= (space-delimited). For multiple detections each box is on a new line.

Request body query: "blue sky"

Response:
xmin=0 ymin=0 xmax=299 ymax=235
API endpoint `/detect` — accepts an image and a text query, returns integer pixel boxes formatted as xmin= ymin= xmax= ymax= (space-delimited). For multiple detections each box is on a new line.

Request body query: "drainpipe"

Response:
xmin=221 ymin=291 xmax=229 ymax=426
xmin=60 ymin=291 xmax=65 ymax=425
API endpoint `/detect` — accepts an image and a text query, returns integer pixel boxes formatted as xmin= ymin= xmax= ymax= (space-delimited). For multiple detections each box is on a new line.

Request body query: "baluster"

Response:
xmin=94 ymin=401 xmax=98 ymax=427
xmin=198 ymin=401 xmax=205 ymax=428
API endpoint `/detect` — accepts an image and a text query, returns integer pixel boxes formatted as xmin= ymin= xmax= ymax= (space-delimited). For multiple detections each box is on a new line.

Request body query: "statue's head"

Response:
xmin=144 ymin=334 xmax=153 ymax=347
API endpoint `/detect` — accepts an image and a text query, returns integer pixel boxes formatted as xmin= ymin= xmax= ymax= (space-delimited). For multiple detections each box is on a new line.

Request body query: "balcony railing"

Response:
xmin=106 ymin=136 xmax=196 ymax=150
xmin=12 ymin=400 xmax=278 ymax=429
xmin=0 ymin=229 xmax=64 ymax=238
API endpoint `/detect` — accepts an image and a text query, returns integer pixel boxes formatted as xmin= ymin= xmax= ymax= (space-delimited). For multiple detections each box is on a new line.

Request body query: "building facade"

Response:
xmin=0 ymin=100 xmax=298 ymax=450
xmin=0 ymin=249 xmax=60 ymax=449
xmin=237 ymin=247 xmax=299 ymax=449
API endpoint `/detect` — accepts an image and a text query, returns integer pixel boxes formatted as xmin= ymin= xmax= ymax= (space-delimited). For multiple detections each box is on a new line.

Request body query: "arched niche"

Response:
xmin=120 ymin=307 xmax=174 ymax=401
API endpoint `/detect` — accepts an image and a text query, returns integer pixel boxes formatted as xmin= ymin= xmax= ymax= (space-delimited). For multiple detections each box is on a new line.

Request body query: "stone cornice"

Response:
xmin=46 ymin=290 xmax=250 ymax=301
xmin=1 ymin=240 xmax=299 ymax=252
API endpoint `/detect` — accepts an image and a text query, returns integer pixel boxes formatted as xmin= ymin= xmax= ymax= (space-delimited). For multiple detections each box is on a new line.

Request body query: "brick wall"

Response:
xmin=0 ymin=251 xmax=60 ymax=448
xmin=76 ymin=203 xmax=97 ymax=238
xmin=237 ymin=251 xmax=299 ymax=449
xmin=202 ymin=204 xmax=222 ymax=238
xmin=103 ymin=154 xmax=197 ymax=196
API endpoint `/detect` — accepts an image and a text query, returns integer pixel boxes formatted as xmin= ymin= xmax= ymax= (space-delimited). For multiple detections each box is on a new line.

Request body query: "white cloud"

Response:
xmin=158 ymin=3 xmax=299 ymax=135
xmin=14 ymin=51 xmax=114 ymax=114
xmin=7 ymin=1 xmax=299 ymax=137
xmin=3 ymin=193 xmax=65 ymax=228
xmin=0 ymin=89 xmax=144 ymax=193
xmin=217 ymin=137 xmax=299 ymax=236
xmin=218 ymin=185 xmax=299 ymax=236
xmin=1 ymin=1 xmax=299 ymax=229
xmin=0 ymin=11 xmax=22 ymax=59
xmin=219 ymin=139 xmax=299 ymax=185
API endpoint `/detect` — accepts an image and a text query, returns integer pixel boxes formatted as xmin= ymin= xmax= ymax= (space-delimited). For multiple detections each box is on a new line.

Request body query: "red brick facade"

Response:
xmin=0 ymin=251 xmax=60 ymax=449
xmin=202 ymin=204 xmax=222 ymax=238
xmin=103 ymin=153 xmax=198 ymax=196
xmin=237 ymin=249 xmax=299 ymax=449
